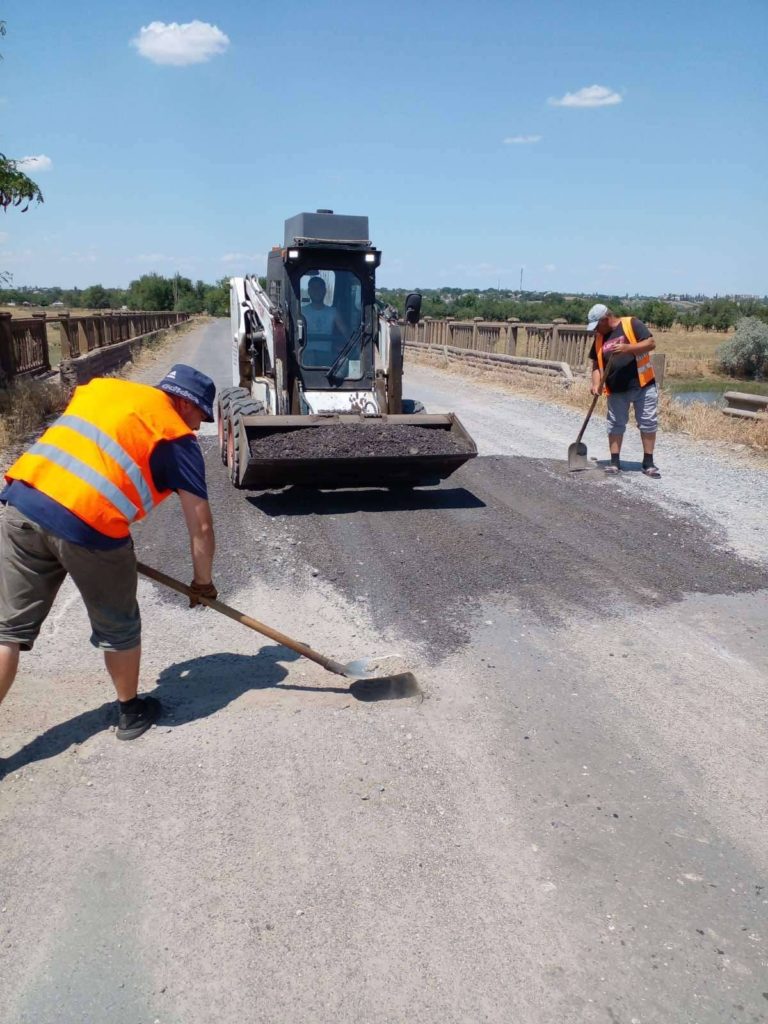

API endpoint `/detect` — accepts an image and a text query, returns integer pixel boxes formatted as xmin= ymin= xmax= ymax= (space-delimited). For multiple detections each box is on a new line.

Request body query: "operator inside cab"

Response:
xmin=300 ymin=272 xmax=363 ymax=377
xmin=303 ymin=277 xmax=345 ymax=337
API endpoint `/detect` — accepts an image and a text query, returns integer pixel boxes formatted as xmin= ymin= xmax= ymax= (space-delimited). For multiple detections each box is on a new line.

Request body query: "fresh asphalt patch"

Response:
xmin=138 ymin=441 xmax=767 ymax=657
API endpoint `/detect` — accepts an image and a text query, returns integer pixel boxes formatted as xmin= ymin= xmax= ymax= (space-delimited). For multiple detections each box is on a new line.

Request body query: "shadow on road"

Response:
xmin=594 ymin=458 xmax=647 ymax=473
xmin=0 ymin=646 xmax=360 ymax=780
xmin=153 ymin=647 xmax=353 ymax=724
xmin=247 ymin=485 xmax=485 ymax=517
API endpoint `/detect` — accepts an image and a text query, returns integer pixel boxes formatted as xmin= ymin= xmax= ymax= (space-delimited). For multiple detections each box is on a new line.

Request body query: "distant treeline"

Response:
xmin=0 ymin=273 xmax=231 ymax=317
xmin=377 ymin=289 xmax=768 ymax=331
xmin=3 ymin=277 xmax=767 ymax=332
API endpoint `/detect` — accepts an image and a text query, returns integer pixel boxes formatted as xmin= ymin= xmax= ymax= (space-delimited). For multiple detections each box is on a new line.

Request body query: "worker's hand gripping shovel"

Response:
xmin=137 ymin=562 xmax=419 ymax=702
xmin=567 ymin=356 xmax=613 ymax=472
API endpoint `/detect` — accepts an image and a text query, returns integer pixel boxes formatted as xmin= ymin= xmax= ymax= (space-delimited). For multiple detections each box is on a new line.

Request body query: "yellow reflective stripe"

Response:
xmin=26 ymin=443 xmax=140 ymax=521
xmin=55 ymin=414 xmax=155 ymax=514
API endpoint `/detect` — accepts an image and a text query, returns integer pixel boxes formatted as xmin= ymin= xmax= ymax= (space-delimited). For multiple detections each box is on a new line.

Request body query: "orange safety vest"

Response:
xmin=5 ymin=379 xmax=193 ymax=538
xmin=594 ymin=316 xmax=655 ymax=395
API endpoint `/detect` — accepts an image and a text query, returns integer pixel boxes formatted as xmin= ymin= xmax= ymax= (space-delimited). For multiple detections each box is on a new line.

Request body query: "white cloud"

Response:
xmin=598 ymin=263 xmax=618 ymax=272
xmin=544 ymin=264 xmax=557 ymax=273
xmin=548 ymin=85 xmax=622 ymax=108
xmin=132 ymin=21 xmax=230 ymax=66
xmin=16 ymin=155 xmax=53 ymax=172
xmin=503 ymin=135 xmax=542 ymax=145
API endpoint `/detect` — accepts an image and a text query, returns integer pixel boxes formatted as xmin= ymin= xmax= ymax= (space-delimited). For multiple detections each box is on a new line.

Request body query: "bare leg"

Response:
xmin=641 ymin=431 xmax=656 ymax=456
xmin=104 ymin=644 xmax=141 ymax=702
xmin=609 ymin=434 xmax=624 ymax=457
xmin=0 ymin=642 xmax=20 ymax=706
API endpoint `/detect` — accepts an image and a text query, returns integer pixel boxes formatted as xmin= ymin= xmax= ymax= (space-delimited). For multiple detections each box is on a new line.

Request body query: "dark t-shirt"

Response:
xmin=588 ymin=317 xmax=652 ymax=393
xmin=1 ymin=434 xmax=207 ymax=549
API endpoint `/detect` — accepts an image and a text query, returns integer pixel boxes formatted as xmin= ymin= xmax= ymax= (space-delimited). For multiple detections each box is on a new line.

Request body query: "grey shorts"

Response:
xmin=0 ymin=504 xmax=141 ymax=652
xmin=606 ymin=383 xmax=659 ymax=436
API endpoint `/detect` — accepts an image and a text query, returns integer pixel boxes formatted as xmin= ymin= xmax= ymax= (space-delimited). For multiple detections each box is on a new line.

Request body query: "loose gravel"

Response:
xmin=247 ymin=423 xmax=472 ymax=460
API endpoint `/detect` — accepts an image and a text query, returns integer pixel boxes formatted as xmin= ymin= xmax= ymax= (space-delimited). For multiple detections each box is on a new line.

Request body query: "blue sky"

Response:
xmin=2 ymin=0 xmax=766 ymax=296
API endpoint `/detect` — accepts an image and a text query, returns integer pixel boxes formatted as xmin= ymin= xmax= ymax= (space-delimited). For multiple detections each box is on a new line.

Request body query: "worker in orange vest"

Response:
xmin=587 ymin=304 xmax=661 ymax=478
xmin=0 ymin=364 xmax=218 ymax=740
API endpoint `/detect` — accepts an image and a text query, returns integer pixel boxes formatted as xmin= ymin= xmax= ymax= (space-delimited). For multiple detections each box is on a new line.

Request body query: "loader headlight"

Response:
xmin=364 ymin=253 xmax=376 ymax=263
xmin=287 ymin=249 xmax=300 ymax=260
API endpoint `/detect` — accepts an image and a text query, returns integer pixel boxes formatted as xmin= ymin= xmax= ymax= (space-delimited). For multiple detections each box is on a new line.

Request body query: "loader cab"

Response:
xmin=274 ymin=211 xmax=381 ymax=393
xmin=296 ymin=267 xmax=365 ymax=381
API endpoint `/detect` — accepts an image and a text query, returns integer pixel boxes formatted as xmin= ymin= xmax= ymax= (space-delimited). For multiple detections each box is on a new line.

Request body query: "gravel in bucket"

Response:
xmin=248 ymin=423 xmax=472 ymax=460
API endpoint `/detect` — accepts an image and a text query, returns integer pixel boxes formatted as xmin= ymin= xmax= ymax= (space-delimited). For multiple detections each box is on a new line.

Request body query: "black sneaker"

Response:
xmin=116 ymin=696 xmax=162 ymax=741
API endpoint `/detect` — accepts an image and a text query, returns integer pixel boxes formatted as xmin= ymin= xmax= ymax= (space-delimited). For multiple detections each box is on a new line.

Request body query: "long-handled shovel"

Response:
xmin=567 ymin=356 xmax=613 ymax=472
xmin=137 ymin=562 xmax=419 ymax=701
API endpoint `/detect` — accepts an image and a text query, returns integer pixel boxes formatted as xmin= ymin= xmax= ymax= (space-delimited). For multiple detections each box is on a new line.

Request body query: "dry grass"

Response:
xmin=407 ymin=348 xmax=768 ymax=460
xmin=654 ymin=327 xmax=732 ymax=378
xmin=0 ymin=316 xmax=206 ymax=465
xmin=0 ymin=378 xmax=68 ymax=455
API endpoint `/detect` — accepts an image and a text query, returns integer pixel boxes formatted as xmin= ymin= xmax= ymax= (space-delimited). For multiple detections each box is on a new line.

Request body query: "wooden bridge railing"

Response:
xmin=0 ymin=311 xmax=191 ymax=385
xmin=402 ymin=318 xmax=594 ymax=371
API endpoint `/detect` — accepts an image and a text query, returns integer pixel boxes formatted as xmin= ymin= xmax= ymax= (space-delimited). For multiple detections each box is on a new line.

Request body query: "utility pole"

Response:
xmin=520 ymin=267 xmax=524 ymax=293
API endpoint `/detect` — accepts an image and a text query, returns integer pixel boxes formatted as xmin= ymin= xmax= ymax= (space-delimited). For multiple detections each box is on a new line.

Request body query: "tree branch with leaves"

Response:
xmin=0 ymin=153 xmax=44 ymax=212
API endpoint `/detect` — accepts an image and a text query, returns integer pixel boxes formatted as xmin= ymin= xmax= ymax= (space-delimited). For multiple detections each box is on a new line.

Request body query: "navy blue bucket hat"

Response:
xmin=157 ymin=364 xmax=216 ymax=422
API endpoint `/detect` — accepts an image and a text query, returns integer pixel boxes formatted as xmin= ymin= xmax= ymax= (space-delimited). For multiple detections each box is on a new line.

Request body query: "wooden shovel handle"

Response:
xmin=136 ymin=561 xmax=348 ymax=677
xmin=574 ymin=354 xmax=613 ymax=445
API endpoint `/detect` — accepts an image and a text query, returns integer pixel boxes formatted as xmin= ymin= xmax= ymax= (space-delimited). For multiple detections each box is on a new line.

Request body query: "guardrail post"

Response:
xmin=93 ymin=314 xmax=105 ymax=348
xmin=550 ymin=323 xmax=560 ymax=361
xmin=651 ymin=352 xmax=666 ymax=388
xmin=472 ymin=316 xmax=482 ymax=350
xmin=0 ymin=312 xmax=16 ymax=383
xmin=506 ymin=318 xmax=519 ymax=355
xmin=32 ymin=313 xmax=51 ymax=371
xmin=58 ymin=313 xmax=73 ymax=359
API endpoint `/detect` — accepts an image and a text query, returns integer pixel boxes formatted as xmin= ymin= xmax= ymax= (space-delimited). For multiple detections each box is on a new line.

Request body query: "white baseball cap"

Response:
xmin=586 ymin=303 xmax=610 ymax=332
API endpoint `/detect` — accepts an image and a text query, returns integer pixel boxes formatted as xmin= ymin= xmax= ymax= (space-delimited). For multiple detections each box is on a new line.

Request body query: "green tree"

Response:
xmin=650 ymin=301 xmax=675 ymax=330
xmin=0 ymin=153 xmax=43 ymax=212
xmin=175 ymin=292 xmax=204 ymax=314
xmin=203 ymin=279 xmax=230 ymax=317
xmin=80 ymin=284 xmax=112 ymax=309
xmin=127 ymin=273 xmax=174 ymax=311
xmin=717 ymin=317 xmax=768 ymax=378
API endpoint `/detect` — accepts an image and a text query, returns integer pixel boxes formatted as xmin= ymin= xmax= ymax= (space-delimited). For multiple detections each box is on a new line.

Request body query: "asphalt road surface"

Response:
xmin=1 ymin=319 xmax=766 ymax=1024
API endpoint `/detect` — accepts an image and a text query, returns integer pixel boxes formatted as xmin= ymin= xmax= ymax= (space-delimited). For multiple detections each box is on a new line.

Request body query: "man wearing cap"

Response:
xmin=586 ymin=304 xmax=661 ymax=478
xmin=0 ymin=364 xmax=218 ymax=740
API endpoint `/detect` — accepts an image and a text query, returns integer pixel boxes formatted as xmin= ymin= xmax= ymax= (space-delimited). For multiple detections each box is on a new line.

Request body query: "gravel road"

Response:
xmin=1 ymin=319 xmax=766 ymax=1024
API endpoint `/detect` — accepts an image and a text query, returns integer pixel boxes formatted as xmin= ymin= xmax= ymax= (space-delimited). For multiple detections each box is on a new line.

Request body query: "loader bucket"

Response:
xmin=231 ymin=413 xmax=477 ymax=490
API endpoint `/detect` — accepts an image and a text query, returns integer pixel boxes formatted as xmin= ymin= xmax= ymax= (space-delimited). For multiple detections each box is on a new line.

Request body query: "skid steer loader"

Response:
xmin=219 ymin=210 xmax=476 ymax=489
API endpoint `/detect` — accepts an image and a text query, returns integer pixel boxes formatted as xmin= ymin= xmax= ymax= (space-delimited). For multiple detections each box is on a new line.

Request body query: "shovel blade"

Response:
xmin=567 ymin=441 xmax=589 ymax=472
xmin=349 ymin=672 xmax=421 ymax=702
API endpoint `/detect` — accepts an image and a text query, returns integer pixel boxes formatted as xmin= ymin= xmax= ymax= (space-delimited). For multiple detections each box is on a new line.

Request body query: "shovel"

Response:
xmin=137 ymin=562 xmax=419 ymax=702
xmin=567 ymin=356 xmax=613 ymax=472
